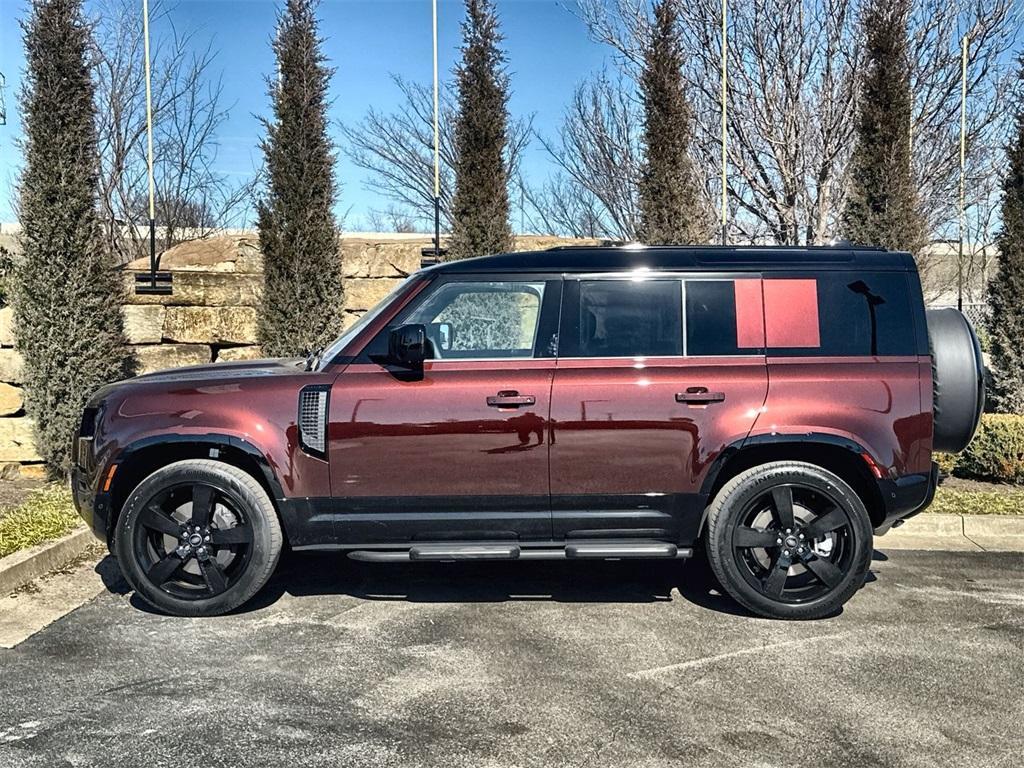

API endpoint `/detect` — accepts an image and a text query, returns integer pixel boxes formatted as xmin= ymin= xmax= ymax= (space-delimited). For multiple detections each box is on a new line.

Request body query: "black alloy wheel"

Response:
xmin=730 ymin=483 xmax=855 ymax=604
xmin=704 ymin=461 xmax=873 ymax=620
xmin=115 ymin=460 xmax=283 ymax=617
xmin=133 ymin=481 xmax=254 ymax=599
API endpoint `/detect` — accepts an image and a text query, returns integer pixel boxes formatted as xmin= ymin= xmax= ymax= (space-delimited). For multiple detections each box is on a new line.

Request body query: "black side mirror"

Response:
xmin=388 ymin=324 xmax=428 ymax=366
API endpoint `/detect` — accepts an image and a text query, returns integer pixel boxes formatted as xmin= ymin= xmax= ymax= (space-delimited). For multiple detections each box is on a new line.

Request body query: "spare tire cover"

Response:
xmin=927 ymin=308 xmax=985 ymax=453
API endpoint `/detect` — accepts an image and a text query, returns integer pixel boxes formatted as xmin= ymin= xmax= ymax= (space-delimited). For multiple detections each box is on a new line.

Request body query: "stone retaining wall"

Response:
xmin=0 ymin=231 xmax=589 ymax=474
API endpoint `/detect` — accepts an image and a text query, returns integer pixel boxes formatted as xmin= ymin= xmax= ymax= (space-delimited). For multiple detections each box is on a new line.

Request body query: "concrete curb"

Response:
xmin=0 ymin=526 xmax=96 ymax=595
xmin=879 ymin=514 xmax=1024 ymax=552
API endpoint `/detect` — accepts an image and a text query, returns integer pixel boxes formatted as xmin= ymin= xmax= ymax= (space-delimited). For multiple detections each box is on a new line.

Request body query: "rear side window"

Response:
xmin=685 ymin=279 xmax=765 ymax=355
xmin=764 ymin=273 xmax=916 ymax=356
xmin=562 ymin=279 xmax=683 ymax=357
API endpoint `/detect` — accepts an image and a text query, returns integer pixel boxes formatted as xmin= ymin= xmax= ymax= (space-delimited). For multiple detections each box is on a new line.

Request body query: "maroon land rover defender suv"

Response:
xmin=72 ymin=245 xmax=984 ymax=619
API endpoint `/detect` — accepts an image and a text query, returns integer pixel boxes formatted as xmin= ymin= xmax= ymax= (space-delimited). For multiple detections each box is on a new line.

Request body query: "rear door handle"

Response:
xmin=487 ymin=391 xmax=536 ymax=408
xmin=675 ymin=388 xmax=726 ymax=404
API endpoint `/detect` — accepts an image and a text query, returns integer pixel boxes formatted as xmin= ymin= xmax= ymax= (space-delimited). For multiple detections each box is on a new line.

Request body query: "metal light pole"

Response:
xmin=432 ymin=0 xmax=441 ymax=257
xmin=145 ymin=0 xmax=156 ymax=270
xmin=957 ymin=34 xmax=968 ymax=312
xmin=135 ymin=0 xmax=171 ymax=294
xmin=719 ymin=0 xmax=728 ymax=245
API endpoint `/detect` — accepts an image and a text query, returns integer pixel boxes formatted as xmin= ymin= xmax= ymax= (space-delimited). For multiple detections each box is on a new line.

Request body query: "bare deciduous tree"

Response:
xmin=341 ymin=75 xmax=532 ymax=232
xmin=529 ymin=71 xmax=644 ymax=240
xmin=92 ymin=0 xmax=253 ymax=263
xmin=564 ymin=0 xmax=1018 ymax=271
xmin=363 ymin=206 xmax=424 ymax=234
xmin=517 ymin=175 xmax=609 ymax=239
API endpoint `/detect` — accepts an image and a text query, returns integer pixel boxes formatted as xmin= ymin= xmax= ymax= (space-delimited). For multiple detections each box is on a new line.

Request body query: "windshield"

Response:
xmin=316 ymin=276 xmax=415 ymax=369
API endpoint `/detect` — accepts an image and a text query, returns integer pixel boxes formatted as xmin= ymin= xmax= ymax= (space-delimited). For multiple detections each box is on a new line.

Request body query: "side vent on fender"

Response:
xmin=298 ymin=385 xmax=330 ymax=457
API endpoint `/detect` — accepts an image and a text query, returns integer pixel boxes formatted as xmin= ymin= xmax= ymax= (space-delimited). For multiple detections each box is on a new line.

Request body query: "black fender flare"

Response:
xmin=695 ymin=432 xmax=880 ymax=535
xmin=105 ymin=432 xmax=286 ymax=537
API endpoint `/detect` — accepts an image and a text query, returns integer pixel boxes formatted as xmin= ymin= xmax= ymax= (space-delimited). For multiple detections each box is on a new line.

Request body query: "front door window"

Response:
xmin=402 ymin=281 xmax=547 ymax=359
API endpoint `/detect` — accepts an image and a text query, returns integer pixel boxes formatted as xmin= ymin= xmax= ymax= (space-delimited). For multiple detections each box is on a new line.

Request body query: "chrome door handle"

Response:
xmin=676 ymin=388 xmax=726 ymax=404
xmin=487 ymin=391 xmax=536 ymax=408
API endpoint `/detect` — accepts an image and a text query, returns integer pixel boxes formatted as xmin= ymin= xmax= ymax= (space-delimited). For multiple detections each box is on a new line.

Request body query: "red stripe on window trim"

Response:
xmin=733 ymin=279 xmax=765 ymax=348
xmin=763 ymin=279 xmax=820 ymax=348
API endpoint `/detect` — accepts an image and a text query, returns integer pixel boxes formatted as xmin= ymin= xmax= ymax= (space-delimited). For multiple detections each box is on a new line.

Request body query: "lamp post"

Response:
xmin=720 ymin=0 xmax=728 ymax=245
xmin=957 ymin=33 xmax=968 ymax=312
xmin=421 ymin=0 xmax=445 ymax=267
xmin=144 ymin=0 xmax=156 ymax=274
xmin=432 ymin=0 xmax=440 ymax=256
xmin=134 ymin=0 xmax=172 ymax=294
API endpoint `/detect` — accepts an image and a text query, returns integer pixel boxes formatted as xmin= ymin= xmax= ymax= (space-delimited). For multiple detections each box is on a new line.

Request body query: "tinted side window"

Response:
xmin=765 ymin=272 xmax=916 ymax=356
xmin=563 ymin=279 xmax=682 ymax=358
xmin=685 ymin=280 xmax=764 ymax=356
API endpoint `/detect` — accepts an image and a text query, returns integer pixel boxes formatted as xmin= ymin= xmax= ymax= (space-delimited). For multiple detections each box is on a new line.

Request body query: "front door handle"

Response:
xmin=676 ymin=388 xmax=726 ymax=405
xmin=487 ymin=391 xmax=536 ymax=408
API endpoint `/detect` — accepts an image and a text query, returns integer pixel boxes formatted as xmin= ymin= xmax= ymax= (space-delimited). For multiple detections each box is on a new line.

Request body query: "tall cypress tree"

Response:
xmin=987 ymin=58 xmax=1024 ymax=413
xmin=447 ymin=0 xmax=513 ymax=261
xmin=637 ymin=0 xmax=704 ymax=245
xmin=15 ymin=0 xmax=130 ymax=475
xmin=843 ymin=0 xmax=925 ymax=254
xmin=257 ymin=0 xmax=343 ymax=357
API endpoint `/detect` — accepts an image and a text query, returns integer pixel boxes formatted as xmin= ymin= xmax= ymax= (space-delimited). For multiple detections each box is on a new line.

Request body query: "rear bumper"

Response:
xmin=874 ymin=461 xmax=939 ymax=534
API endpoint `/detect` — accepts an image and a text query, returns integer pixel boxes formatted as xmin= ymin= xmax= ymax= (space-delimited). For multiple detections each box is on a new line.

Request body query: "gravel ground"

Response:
xmin=0 ymin=548 xmax=1022 ymax=767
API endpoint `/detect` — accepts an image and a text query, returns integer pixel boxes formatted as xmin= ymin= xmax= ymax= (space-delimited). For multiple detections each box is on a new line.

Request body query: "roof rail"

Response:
xmin=546 ymin=242 xmax=890 ymax=252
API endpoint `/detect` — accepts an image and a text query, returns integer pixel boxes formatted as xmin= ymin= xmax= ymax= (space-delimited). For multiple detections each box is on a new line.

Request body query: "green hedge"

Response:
xmin=943 ymin=414 xmax=1024 ymax=484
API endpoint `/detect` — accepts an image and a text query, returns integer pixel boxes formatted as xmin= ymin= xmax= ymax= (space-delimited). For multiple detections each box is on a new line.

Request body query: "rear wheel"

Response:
xmin=114 ymin=459 xmax=282 ymax=617
xmin=704 ymin=461 xmax=873 ymax=620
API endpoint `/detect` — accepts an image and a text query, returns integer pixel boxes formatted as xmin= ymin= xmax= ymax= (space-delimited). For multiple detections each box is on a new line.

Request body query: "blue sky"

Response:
xmin=0 ymin=0 xmax=609 ymax=226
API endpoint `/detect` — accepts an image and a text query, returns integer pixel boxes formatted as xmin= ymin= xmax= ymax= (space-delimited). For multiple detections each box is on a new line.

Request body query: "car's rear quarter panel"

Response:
xmin=750 ymin=356 xmax=933 ymax=476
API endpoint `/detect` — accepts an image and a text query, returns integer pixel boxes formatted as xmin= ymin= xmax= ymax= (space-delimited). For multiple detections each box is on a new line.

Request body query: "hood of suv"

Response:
xmin=133 ymin=357 xmax=306 ymax=384
xmin=86 ymin=357 xmax=308 ymax=408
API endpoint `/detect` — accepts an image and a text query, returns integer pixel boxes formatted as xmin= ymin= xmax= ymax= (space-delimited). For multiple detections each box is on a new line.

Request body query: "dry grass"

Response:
xmin=0 ymin=484 xmax=80 ymax=558
xmin=927 ymin=486 xmax=1024 ymax=516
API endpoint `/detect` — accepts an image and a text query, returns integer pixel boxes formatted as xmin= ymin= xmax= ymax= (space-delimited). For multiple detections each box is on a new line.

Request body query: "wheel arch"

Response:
xmin=699 ymin=434 xmax=886 ymax=532
xmin=104 ymin=434 xmax=285 ymax=545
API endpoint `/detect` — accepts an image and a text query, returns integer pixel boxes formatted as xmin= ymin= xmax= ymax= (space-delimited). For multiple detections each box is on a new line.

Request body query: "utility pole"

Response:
xmin=0 ymin=72 xmax=7 ymax=126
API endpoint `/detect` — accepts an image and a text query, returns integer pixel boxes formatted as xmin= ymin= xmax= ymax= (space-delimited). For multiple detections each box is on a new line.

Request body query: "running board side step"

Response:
xmin=564 ymin=541 xmax=681 ymax=559
xmin=346 ymin=541 xmax=691 ymax=563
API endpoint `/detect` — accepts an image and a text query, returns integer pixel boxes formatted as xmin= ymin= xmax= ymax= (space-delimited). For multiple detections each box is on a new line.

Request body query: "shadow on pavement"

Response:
xmin=99 ymin=548 xmax=887 ymax=619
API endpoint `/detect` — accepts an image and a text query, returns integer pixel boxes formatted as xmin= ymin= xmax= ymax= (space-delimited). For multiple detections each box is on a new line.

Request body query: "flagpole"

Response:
xmin=720 ymin=0 xmax=728 ymax=245
xmin=142 ymin=0 xmax=157 ymax=280
xmin=432 ymin=0 xmax=441 ymax=258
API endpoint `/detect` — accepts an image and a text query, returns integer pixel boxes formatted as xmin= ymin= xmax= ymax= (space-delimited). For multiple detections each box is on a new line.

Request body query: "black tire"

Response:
xmin=114 ymin=459 xmax=283 ymax=617
xmin=927 ymin=308 xmax=985 ymax=453
xmin=704 ymin=461 xmax=873 ymax=620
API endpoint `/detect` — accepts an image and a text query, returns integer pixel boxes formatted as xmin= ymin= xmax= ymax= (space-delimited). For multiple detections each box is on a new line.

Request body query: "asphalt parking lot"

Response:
xmin=1 ymin=548 xmax=1022 ymax=768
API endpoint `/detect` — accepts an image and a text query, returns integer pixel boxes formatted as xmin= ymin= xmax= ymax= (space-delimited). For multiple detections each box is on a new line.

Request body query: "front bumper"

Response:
xmin=71 ymin=459 xmax=114 ymax=546
xmin=874 ymin=461 xmax=939 ymax=534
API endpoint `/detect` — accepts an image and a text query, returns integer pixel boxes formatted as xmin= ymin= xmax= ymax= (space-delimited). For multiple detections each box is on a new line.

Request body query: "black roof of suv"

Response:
xmin=430 ymin=245 xmax=916 ymax=274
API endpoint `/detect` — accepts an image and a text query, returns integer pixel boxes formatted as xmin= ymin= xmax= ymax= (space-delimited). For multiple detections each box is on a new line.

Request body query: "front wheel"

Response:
xmin=704 ymin=462 xmax=873 ymax=620
xmin=114 ymin=459 xmax=283 ymax=617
